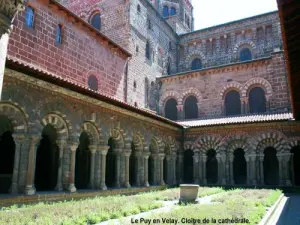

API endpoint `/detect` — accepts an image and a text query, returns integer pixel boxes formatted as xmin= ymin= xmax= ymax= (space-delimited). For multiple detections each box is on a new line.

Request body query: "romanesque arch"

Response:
xmin=185 ymin=50 xmax=206 ymax=69
xmin=242 ymin=78 xmax=273 ymax=98
xmin=233 ymin=41 xmax=256 ymax=56
xmin=148 ymin=137 xmax=163 ymax=185
xmin=80 ymin=121 xmax=102 ymax=145
xmin=160 ymin=91 xmax=181 ymax=107
xmin=130 ymin=133 xmax=144 ymax=186
xmin=181 ymin=88 xmax=202 ymax=104
xmin=218 ymin=81 xmax=243 ymax=100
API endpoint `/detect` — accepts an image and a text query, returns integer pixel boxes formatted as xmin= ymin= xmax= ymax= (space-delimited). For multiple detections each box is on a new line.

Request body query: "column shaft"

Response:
xmin=100 ymin=151 xmax=107 ymax=190
xmin=68 ymin=143 xmax=77 ymax=193
xmin=259 ymin=155 xmax=264 ymax=185
xmin=89 ymin=148 xmax=96 ymax=189
xmin=160 ymin=155 xmax=165 ymax=185
xmin=55 ymin=140 xmax=65 ymax=191
xmin=115 ymin=154 xmax=121 ymax=188
xmin=11 ymin=135 xmax=24 ymax=194
xmin=144 ymin=155 xmax=150 ymax=187
xmin=124 ymin=153 xmax=131 ymax=188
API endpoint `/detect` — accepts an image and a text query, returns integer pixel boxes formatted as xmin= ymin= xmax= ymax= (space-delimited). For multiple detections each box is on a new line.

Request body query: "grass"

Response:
xmin=121 ymin=188 xmax=282 ymax=225
xmin=0 ymin=187 xmax=225 ymax=225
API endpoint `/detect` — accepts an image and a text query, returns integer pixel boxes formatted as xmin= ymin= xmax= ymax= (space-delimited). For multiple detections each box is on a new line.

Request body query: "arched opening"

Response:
xmin=233 ymin=148 xmax=247 ymax=185
xmin=225 ymin=90 xmax=241 ymax=116
xmin=148 ymin=155 xmax=154 ymax=185
xmin=264 ymin=147 xmax=279 ymax=185
xmin=106 ymin=138 xmax=116 ymax=188
xmin=183 ymin=149 xmax=194 ymax=183
xmin=75 ymin=132 xmax=91 ymax=189
xmin=291 ymin=146 xmax=300 ymax=186
xmin=163 ymin=156 xmax=168 ymax=184
xmin=35 ymin=124 xmax=59 ymax=191
xmin=184 ymin=96 xmax=198 ymax=120
xmin=239 ymin=48 xmax=252 ymax=61
xmin=129 ymin=142 xmax=136 ymax=186
xmin=90 ymin=13 xmax=101 ymax=30
xmin=146 ymin=41 xmax=151 ymax=59
xmin=88 ymin=75 xmax=98 ymax=91
xmin=144 ymin=78 xmax=149 ymax=107
xmin=249 ymin=87 xmax=267 ymax=113
xmin=191 ymin=58 xmax=202 ymax=70
xmin=163 ymin=6 xmax=169 ymax=18
xmin=165 ymin=98 xmax=178 ymax=120
xmin=206 ymin=149 xmax=218 ymax=184
xmin=170 ymin=7 xmax=176 ymax=16
xmin=0 ymin=115 xmax=15 ymax=193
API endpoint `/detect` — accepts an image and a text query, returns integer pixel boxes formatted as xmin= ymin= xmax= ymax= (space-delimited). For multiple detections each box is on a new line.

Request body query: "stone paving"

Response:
xmin=266 ymin=194 xmax=300 ymax=225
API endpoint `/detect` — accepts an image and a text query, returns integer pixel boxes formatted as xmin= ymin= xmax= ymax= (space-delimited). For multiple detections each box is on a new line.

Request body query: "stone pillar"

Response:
xmin=172 ymin=154 xmax=177 ymax=185
xmin=283 ymin=153 xmax=292 ymax=186
xmin=220 ymin=153 xmax=226 ymax=185
xmin=245 ymin=155 xmax=250 ymax=185
xmin=193 ymin=152 xmax=199 ymax=184
xmin=68 ymin=142 xmax=78 ymax=193
xmin=114 ymin=149 xmax=121 ymax=188
xmin=24 ymin=135 xmax=40 ymax=195
xmin=165 ymin=155 xmax=171 ymax=185
xmin=259 ymin=154 xmax=264 ymax=185
xmin=144 ymin=153 xmax=150 ymax=187
xmin=0 ymin=0 xmax=25 ymax=99
xmin=202 ymin=154 xmax=207 ymax=185
xmin=178 ymin=152 xmax=184 ymax=183
xmin=250 ymin=154 xmax=257 ymax=185
xmin=159 ymin=154 xmax=165 ymax=185
xmin=277 ymin=153 xmax=284 ymax=185
xmin=11 ymin=134 xmax=25 ymax=194
xmin=55 ymin=139 xmax=66 ymax=191
xmin=229 ymin=156 xmax=234 ymax=185
xmin=124 ymin=150 xmax=131 ymax=188
xmin=88 ymin=145 xmax=97 ymax=189
xmin=100 ymin=146 xmax=109 ymax=190
xmin=135 ymin=151 xmax=142 ymax=186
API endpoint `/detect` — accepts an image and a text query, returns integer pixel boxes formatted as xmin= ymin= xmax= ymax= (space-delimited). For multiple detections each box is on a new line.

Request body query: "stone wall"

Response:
xmin=7 ymin=0 xmax=128 ymax=101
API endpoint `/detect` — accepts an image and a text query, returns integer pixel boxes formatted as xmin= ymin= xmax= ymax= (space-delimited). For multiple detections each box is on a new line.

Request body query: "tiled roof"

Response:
xmin=178 ymin=113 xmax=294 ymax=127
xmin=5 ymin=56 xmax=182 ymax=128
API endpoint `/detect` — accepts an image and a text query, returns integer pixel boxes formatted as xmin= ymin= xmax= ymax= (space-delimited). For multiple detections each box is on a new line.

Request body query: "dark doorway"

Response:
xmin=264 ymin=147 xmax=279 ymax=185
xmin=206 ymin=149 xmax=218 ymax=184
xmin=233 ymin=148 xmax=247 ymax=185
xmin=163 ymin=157 xmax=168 ymax=184
xmin=183 ymin=149 xmax=194 ymax=183
xmin=35 ymin=124 xmax=59 ymax=191
xmin=75 ymin=132 xmax=90 ymax=189
xmin=165 ymin=98 xmax=178 ymax=121
xmin=291 ymin=146 xmax=300 ymax=185
xmin=148 ymin=156 xmax=154 ymax=185
xmin=184 ymin=96 xmax=198 ymax=120
xmin=129 ymin=142 xmax=136 ymax=186
xmin=225 ymin=90 xmax=241 ymax=116
xmin=0 ymin=131 xmax=15 ymax=193
xmin=249 ymin=87 xmax=267 ymax=113
xmin=106 ymin=138 xmax=116 ymax=188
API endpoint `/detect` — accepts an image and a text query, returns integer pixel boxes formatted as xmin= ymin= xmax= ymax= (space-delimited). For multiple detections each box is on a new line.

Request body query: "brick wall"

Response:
xmin=7 ymin=0 xmax=128 ymax=101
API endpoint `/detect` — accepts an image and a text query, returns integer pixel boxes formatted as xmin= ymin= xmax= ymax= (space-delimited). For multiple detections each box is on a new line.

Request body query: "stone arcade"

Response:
xmin=0 ymin=0 xmax=300 ymax=197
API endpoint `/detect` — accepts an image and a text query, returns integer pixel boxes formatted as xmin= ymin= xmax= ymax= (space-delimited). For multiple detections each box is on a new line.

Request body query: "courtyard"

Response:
xmin=0 ymin=187 xmax=283 ymax=225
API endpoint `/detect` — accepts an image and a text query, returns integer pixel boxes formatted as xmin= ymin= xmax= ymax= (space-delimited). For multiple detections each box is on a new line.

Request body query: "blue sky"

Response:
xmin=192 ymin=0 xmax=278 ymax=30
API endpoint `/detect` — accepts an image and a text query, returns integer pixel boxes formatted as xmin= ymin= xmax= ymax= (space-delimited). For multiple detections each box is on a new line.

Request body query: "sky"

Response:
xmin=192 ymin=0 xmax=278 ymax=30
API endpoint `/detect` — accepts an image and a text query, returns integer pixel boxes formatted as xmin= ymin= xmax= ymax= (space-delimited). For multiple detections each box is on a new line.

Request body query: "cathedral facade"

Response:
xmin=0 ymin=0 xmax=299 ymax=196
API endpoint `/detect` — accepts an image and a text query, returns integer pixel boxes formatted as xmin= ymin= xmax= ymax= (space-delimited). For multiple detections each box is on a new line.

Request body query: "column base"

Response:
xmin=160 ymin=181 xmax=165 ymax=186
xmin=125 ymin=182 xmax=131 ymax=188
xmin=68 ymin=184 xmax=76 ymax=193
xmin=286 ymin=180 xmax=292 ymax=186
xmin=55 ymin=184 xmax=63 ymax=192
xmin=10 ymin=183 xmax=18 ymax=194
xmin=230 ymin=180 xmax=235 ymax=185
xmin=194 ymin=179 xmax=200 ymax=184
xmin=252 ymin=180 xmax=257 ymax=185
xmin=172 ymin=179 xmax=177 ymax=185
xmin=221 ymin=178 xmax=226 ymax=185
xmin=115 ymin=183 xmax=120 ymax=188
xmin=203 ymin=179 xmax=207 ymax=185
xmin=100 ymin=184 xmax=107 ymax=190
xmin=24 ymin=185 xmax=36 ymax=195
xmin=144 ymin=182 xmax=150 ymax=187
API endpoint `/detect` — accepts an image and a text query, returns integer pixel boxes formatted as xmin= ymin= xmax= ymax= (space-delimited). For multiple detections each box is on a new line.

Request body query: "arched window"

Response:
xmin=191 ymin=58 xmax=202 ymax=70
xmin=165 ymin=98 xmax=177 ymax=120
xmin=184 ymin=96 xmax=198 ymax=120
xmin=225 ymin=90 xmax=241 ymax=116
xmin=249 ymin=87 xmax=267 ymax=113
xmin=56 ymin=24 xmax=62 ymax=44
xmin=239 ymin=48 xmax=252 ymax=61
xmin=88 ymin=75 xmax=98 ymax=91
xmin=25 ymin=6 xmax=35 ymax=28
xmin=163 ymin=6 xmax=169 ymax=18
xmin=145 ymin=41 xmax=151 ymax=60
xmin=137 ymin=4 xmax=141 ymax=14
xmin=90 ymin=13 xmax=101 ymax=30
xmin=167 ymin=58 xmax=171 ymax=75
xmin=170 ymin=7 xmax=176 ymax=16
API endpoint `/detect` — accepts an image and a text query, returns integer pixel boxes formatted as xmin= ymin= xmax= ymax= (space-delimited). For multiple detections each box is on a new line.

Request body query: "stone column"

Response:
xmin=100 ymin=146 xmax=109 ymax=190
xmin=114 ymin=149 xmax=121 ymax=188
xmin=202 ymin=154 xmax=207 ymax=185
xmin=245 ymin=155 xmax=250 ymax=185
xmin=135 ymin=151 xmax=142 ymax=186
xmin=220 ymin=154 xmax=226 ymax=185
xmin=68 ymin=142 xmax=78 ymax=193
xmin=172 ymin=154 xmax=177 ymax=185
xmin=283 ymin=153 xmax=292 ymax=186
xmin=88 ymin=145 xmax=97 ymax=189
xmin=259 ymin=154 xmax=264 ymax=185
xmin=159 ymin=154 xmax=165 ymax=185
xmin=250 ymin=154 xmax=257 ymax=185
xmin=24 ymin=135 xmax=40 ymax=195
xmin=277 ymin=153 xmax=284 ymax=185
xmin=55 ymin=139 xmax=66 ymax=191
xmin=178 ymin=152 xmax=184 ymax=183
xmin=11 ymin=134 xmax=25 ymax=194
xmin=124 ymin=150 xmax=131 ymax=188
xmin=144 ymin=153 xmax=150 ymax=187
xmin=165 ymin=155 xmax=171 ymax=185
xmin=193 ymin=152 xmax=199 ymax=184
xmin=229 ymin=156 xmax=234 ymax=185
xmin=0 ymin=0 xmax=25 ymax=99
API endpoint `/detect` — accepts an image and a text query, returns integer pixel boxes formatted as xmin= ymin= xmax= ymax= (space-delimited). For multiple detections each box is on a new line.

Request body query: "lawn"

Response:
xmin=0 ymin=187 xmax=225 ymax=225
xmin=122 ymin=189 xmax=282 ymax=225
